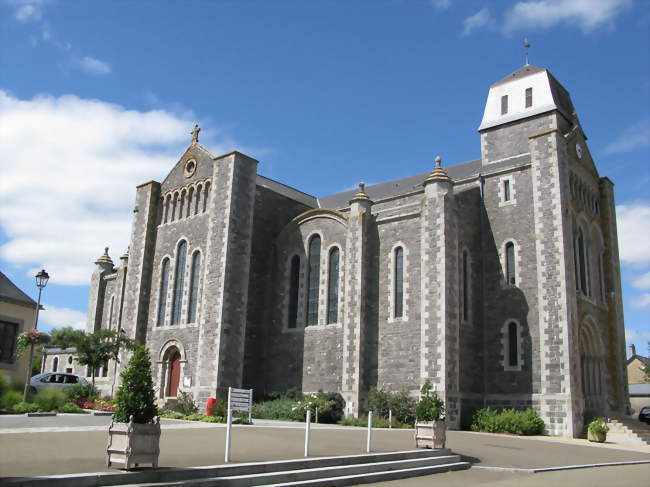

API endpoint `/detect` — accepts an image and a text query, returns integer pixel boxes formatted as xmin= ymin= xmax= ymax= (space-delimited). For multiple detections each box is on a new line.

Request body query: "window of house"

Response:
xmin=288 ymin=255 xmax=300 ymax=328
xmin=171 ymin=241 xmax=188 ymax=325
xmin=505 ymin=242 xmax=516 ymax=285
xmin=504 ymin=180 xmax=511 ymax=202
xmin=501 ymin=95 xmax=508 ymax=115
xmin=0 ymin=320 xmax=17 ymax=364
xmin=187 ymin=251 xmax=201 ymax=323
xmin=394 ymin=247 xmax=404 ymax=318
xmin=306 ymin=235 xmax=321 ymax=326
xmin=327 ymin=247 xmax=340 ymax=324
xmin=157 ymin=259 xmax=170 ymax=326
xmin=53 ymin=357 xmax=58 ymax=372
xmin=525 ymin=87 xmax=533 ymax=108
xmin=507 ymin=321 xmax=519 ymax=367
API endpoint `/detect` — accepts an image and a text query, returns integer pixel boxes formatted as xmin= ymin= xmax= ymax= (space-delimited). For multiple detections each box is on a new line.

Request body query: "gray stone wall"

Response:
xmin=481 ymin=114 xmax=558 ymax=164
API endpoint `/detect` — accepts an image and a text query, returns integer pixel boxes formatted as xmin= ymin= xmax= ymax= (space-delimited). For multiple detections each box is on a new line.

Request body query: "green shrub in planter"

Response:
xmin=35 ymin=389 xmax=67 ymax=412
xmin=415 ymin=380 xmax=444 ymax=422
xmin=11 ymin=402 xmax=40 ymax=413
xmin=113 ymin=345 xmax=158 ymax=423
xmin=587 ymin=417 xmax=608 ymax=442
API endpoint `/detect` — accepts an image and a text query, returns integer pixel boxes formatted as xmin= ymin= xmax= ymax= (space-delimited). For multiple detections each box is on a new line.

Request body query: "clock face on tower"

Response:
xmin=576 ymin=143 xmax=583 ymax=159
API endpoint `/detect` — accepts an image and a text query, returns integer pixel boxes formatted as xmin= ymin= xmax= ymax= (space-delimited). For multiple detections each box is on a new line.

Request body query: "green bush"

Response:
xmin=57 ymin=402 xmax=83 ymax=413
xmin=339 ymin=415 xmax=411 ymax=428
xmin=113 ymin=345 xmax=158 ymax=423
xmin=415 ymin=380 xmax=444 ymax=422
xmin=185 ymin=413 xmax=205 ymax=421
xmin=253 ymin=397 xmax=302 ymax=421
xmin=0 ymin=372 xmax=9 ymax=399
xmin=160 ymin=410 xmax=186 ymax=420
xmin=1 ymin=390 xmax=22 ymax=411
xmin=34 ymin=388 xmax=67 ymax=412
xmin=201 ymin=415 xmax=224 ymax=423
xmin=365 ymin=388 xmax=416 ymax=425
xmin=65 ymin=383 xmax=98 ymax=402
xmin=316 ymin=392 xmax=345 ymax=423
xmin=11 ymin=402 xmax=40 ymax=413
xmin=588 ymin=417 xmax=608 ymax=435
xmin=471 ymin=407 xmax=545 ymax=435
xmin=172 ymin=391 xmax=199 ymax=416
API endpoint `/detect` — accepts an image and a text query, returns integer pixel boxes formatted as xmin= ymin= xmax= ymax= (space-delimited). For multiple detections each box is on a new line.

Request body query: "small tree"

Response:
xmin=416 ymin=379 xmax=445 ymax=422
xmin=50 ymin=327 xmax=85 ymax=349
xmin=113 ymin=345 xmax=158 ymax=424
xmin=74 ymin=330 xmax=134 ymax=388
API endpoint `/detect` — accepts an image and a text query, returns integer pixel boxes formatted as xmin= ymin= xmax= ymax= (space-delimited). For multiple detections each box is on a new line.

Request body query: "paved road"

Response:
xmin=1 ymin=415 xmax=649 ymax=484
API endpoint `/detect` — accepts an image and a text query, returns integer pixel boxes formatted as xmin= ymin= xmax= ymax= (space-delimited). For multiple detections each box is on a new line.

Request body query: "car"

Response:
xmin=29 ymin=372 xmax=88 ymax=394
xmin=639 ymin=406 xmax=650 ymax=425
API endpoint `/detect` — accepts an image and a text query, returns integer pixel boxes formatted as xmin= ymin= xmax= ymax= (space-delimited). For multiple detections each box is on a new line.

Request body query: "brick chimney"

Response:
xmin=630 ymin=343 xmax=636 ymax=357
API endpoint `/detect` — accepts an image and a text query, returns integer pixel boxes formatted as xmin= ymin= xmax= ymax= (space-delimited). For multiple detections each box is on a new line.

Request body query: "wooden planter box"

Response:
xmin=107 ymin=416 xmax=161 ymax=469
xmin=415 ymin=420 xmax=446 ymax=449
xmin=587 ymin=429 xmax=606 ymax=443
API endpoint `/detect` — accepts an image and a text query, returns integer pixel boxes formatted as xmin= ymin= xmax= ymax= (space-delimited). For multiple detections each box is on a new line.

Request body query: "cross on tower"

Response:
xmin=191 ymin=124 xmax=201 ymax=144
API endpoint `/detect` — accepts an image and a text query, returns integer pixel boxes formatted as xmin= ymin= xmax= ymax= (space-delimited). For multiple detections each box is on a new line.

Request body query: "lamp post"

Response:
xmin=23 ymin=269 xmax=49 ymax=401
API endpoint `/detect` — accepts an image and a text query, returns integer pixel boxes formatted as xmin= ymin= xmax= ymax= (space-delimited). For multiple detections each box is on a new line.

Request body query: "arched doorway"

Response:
xmin=167 ymin=350 xmax=181 ymax=398
xmin=580 ymin=319 xmax=607 ymax=416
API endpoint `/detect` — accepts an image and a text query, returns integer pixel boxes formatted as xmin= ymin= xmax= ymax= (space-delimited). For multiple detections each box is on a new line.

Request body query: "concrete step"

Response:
xmin=4 ymin=450 xmax=466 ymax=487
xmin=605 ymin=418 xmax=650 ymax=445
xmin=115 ymin=455 xmax=467 ymax=487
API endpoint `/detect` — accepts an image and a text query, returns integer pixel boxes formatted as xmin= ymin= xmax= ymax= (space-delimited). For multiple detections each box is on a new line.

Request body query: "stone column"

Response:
xmin=341 ymin=183 xmax=372 ymax=417
xmin=420 ymin=157 xmax=459 ymax=427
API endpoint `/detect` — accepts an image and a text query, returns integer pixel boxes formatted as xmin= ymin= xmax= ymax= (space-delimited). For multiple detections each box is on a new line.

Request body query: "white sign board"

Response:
xmin=224 ymin=386 xmax=253 ymax=463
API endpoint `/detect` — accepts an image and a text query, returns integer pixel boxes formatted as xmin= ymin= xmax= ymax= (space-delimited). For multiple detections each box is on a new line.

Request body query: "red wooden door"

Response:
xmin=167 ymin=352 xmax=181 ymax=397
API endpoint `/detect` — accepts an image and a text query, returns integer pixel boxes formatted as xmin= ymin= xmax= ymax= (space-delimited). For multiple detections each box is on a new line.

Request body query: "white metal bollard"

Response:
xmin=389 ymin=409 xmax=392 ymax=429
xmin=367 ymin=411 xmax=373 ymax=453
xmin=304 ymin=410 xmax=312 ymax=457
xmin=225 ymin=388 xmax=232 ymax=462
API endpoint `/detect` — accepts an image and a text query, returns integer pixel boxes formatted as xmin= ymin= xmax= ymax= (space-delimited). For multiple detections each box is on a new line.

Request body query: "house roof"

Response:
xmin=0 ymin=271 xmax=37 ymax=309
xmin=629 ymin=383 xmax=650 ymax=396
xmin=628 ymin=354 xmax=649 ymax=366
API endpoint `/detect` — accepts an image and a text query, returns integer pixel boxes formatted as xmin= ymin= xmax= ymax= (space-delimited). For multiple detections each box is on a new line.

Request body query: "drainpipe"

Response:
xmin=478 ymin=173 xmax=487 ymax=408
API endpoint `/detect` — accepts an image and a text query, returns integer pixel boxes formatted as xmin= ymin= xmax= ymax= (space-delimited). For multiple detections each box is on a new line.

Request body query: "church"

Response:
xmin=57 ymin=64 xmax=629 ymax=437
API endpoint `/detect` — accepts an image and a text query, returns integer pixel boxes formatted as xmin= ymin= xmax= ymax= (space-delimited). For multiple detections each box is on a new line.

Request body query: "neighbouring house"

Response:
xmin=0 ymin=271 xmax=38 ymax=387
xmin=627 ymin=344 xmax=649 ymax=412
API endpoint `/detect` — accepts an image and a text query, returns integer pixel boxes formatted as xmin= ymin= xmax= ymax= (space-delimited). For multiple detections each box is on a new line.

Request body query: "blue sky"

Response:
xmin=0 ymin=0 xmax=648 ymax=353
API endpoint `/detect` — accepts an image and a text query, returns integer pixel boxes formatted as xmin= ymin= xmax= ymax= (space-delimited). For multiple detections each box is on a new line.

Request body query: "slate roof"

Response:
xmin=491 ymin=64 xmax=547 ymax=87
xmin=0 ymin=271 xmax=37 ymax=309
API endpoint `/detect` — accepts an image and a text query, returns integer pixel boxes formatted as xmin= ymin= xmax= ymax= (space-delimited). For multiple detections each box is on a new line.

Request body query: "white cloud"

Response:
xmin=631 ymin=293 xmax=650 ymax=309
xmin=76 ymin=56 xmax=111 ymax=76
xmin=616 ymin=204 xmax=650 ymax=266
xmin=40 ymin=305 xmax=87 ymax=330
xmin=604 ymin=119 xmax=650 ymax=154
xmin=503 ymin=0 xmax=632 ymax=34
xmin=462 ymin=8 xmax=494 ymax=36
xmin=431 ymin=0 xmax=451 ymax=9
xmin=625 ymin=328 xmax=650 ymax=346
xmin=15 ymin=3 xmax=40 ymax=22
xmin=632 ymin=272 xmax=650 ymax=291
xmin=0 ymin=90 xmax=236 ymax=285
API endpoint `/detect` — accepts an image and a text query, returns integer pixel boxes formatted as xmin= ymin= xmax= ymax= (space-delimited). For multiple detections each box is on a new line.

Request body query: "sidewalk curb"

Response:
xmin=474 ymin=459 xmax=650 ymax=474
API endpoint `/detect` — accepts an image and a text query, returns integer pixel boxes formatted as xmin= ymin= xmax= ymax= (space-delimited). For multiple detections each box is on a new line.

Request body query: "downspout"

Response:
xmin=478 ymin=173 xmax=487 ymax=408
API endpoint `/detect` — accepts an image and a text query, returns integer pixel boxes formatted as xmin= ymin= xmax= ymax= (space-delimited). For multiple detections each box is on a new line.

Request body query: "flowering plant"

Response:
xmin=16 ymin=330 xmax=51 ymax=356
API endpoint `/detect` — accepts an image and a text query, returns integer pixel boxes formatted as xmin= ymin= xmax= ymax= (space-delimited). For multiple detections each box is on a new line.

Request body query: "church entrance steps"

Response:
xmin=3 ymin=450 xmax=469 ymax=487
xmin=606 ymin=417 xmax=650 ymax=445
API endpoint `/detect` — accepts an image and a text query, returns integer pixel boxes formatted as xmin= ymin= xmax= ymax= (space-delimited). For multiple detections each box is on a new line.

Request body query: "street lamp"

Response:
xmin=23 ymin=269 xmax=49 ymax=401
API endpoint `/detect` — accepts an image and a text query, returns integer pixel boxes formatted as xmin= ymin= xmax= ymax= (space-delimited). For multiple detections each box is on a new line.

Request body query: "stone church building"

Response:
xmin=69 ymin=64 xmax=629 ymax=437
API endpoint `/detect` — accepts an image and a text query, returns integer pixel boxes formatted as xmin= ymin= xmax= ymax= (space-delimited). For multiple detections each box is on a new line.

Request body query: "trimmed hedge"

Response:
xmin=471 ymin=407 xmax=545 ymax=436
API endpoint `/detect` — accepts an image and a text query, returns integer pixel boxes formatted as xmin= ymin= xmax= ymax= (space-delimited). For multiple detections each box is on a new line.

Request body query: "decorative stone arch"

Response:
xmin=157 ymin=339 xmax=188 ymax=399
xmin=276 ymin=208 xmax=348 ymax=242
xmin=579 ymin=317 xmax=608 ymax=416
xmin=500 ymin=318 xmax=523 ymax=371
xmin=202 ymin=180 xmax=211 ymax=212
xmin=499 ymin=238 xmax=521 ymax=287
xmin=388 ymin=241 xmax=410 ymax=322
xmin=324 ymin=243 xmax=344 ymax=325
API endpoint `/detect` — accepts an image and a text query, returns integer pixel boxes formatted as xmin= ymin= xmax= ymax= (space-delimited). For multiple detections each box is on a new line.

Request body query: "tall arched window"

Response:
xmin=187 ymin=251 xmax=201 ymax=323
xmin=171 ymin=241 xmax=188 ymax=325
xmin=394 ymin=246 xmax=404 ymax=318
xmin=108 ymin=296 xmax=115 ymax=330
xmin=157 ymin=258 xmax=170 ymax=326
xmin=508 ymin=321 xmax=519 ymax=367
xmin=288 ymin=255 xmax=300 ymax=329
xmin=163 ymin=195 xmax=171 ymax=223
xmin=52 ymin=357 xmax=58 ymax=372
xmin=327 ymin=247 xmax=340 ymax=324
xmin=578 ymin=230 xmax=587 ymax=294
xmin=187 ymin=187 xmax=194 ymax=218
xmin=505 ymin=242 xmax=516 ymax=285
xmin=306 ymin=235 xmax=321 ymax=326
xmin=462 ymin=250 xmax=469 ymax=321
xmin=203 ymin=182 xmax=211 ymax=213
xmin=171 ymin=193 xmax=178 ymax=221
xmin=195 ymin=184 xmax=202 ymax=215
xmin=179 ymin=190 xmax=186 ymax=219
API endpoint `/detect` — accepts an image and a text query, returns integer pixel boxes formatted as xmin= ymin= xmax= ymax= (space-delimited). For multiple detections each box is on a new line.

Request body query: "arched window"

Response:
xmin=195 ymin=184 xmax=202 ymax=214
xmin=107 ymin=296 xmax=115 ymax=330
xmin=157 ymin=258 xmax=170 ymax=326
xmin=508 ymin=321 xmax=519 ymax=367
xmin=462 ymin=250 xmax=469 ymax=321
xmin=179 ymin=190 xmax=186 ymax=219
xmin=505 ymin=242 xmax=516 ymax=285
xmin=203 ymin=182 xmax=211 ymax=213
xmin=171 ymin=193 xmax=178 ymax=221
xmin=327 ymin=247 xmax=340 ymax=324
xmin=394 ymin=246 xmax=404 ymax=318
xmin=171 ymin=241 xmax=188 ymax=325
xmin=163 ymin=195 xmax=171 ymax=223
xmin=578 ymin=230 xmax=587 ymax=294
xmin=187 ymin=251 xmax=201 ymax=323
xmin=187 ymin=187 xmax=194 ymax=218
xmin=306 ymin=235 xmax=321 ymax=326
xmin=288 ymin=255 xmax=300 ymax=329
xmin=52 ymin=356 xmax=58 ymax=372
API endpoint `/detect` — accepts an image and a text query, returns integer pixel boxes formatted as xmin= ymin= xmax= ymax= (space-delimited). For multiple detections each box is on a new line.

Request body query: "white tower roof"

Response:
xmin=478 ymin=65 xmax=574 ymax=131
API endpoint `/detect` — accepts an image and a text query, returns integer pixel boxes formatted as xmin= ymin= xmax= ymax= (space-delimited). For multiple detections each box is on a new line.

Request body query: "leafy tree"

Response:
xmin=113 ymin=345 xmax=158 ymax=423
xmin=50 ymin=327 xmax=85 ymax=349
xmin=74 ymin=330 xmax=134 ymax=387
xmin=644 ymin=342 xmax=650 ymax=383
